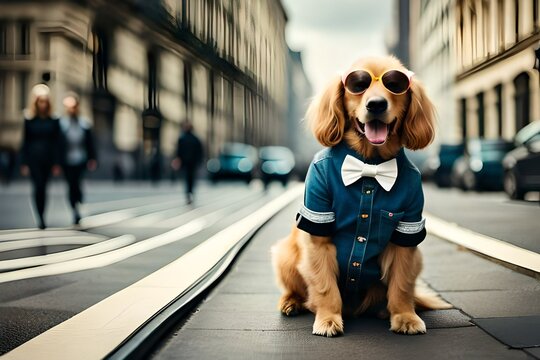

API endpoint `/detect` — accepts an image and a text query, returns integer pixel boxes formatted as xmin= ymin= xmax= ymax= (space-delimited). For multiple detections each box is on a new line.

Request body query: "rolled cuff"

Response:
xmin=296 ymin=213 xmax=335 ymax=237
xmin=390 ymin=227 xmax=426 ymax=247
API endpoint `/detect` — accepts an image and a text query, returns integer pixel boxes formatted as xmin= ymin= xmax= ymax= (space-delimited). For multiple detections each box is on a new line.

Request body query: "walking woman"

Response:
xmin=20 ymin=84 xmax=62 ymax=229
xmin=60 ymin=93 xmax=97 ymax=225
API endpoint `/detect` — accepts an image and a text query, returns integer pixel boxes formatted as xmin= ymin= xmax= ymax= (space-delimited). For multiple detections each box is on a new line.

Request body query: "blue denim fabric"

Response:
xmin=296 ymin=142 xmax=426 ymax=306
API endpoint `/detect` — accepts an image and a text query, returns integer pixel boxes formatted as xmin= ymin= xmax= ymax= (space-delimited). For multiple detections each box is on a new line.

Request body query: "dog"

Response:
xmin=271 ymin=56 xmax=451 ymax=337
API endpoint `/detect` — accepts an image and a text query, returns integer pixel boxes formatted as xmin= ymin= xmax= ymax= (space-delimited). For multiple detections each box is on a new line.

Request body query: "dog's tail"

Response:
xmin=414 ymin=284 xmax=452 ymax=310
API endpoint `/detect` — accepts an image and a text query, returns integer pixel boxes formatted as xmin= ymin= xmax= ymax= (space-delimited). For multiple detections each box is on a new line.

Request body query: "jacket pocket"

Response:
xmin=378 ymin=210 xmax=404 ymax=246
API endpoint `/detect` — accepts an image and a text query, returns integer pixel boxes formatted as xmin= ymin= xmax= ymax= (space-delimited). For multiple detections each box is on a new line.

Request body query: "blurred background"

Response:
xmin=0 ymin=0 xmax=538 ymax=198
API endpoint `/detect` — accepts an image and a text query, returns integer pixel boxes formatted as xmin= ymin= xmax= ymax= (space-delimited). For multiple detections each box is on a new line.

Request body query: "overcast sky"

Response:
xmin=281 ymin=0 xmax=393 ymax=94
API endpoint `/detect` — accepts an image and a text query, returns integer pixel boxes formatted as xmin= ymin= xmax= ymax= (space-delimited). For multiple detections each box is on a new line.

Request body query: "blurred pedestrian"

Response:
xmin=20 ymin=84 xmax=62 ymax=229
xmin=60 ymin=93 xmax=97 ymax=225
xmin=172 ymin=121 xmax=203 ymax=204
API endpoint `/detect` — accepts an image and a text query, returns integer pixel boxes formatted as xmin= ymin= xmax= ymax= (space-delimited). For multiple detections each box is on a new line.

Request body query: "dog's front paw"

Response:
xmin=390 ymin=312 xmax=426 ymax=335
xmin=312 ymin=312 xmax=344 ymax=337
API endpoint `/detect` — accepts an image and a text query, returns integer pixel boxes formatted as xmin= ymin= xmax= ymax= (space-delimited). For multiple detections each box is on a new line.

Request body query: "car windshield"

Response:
xmin=259 ymin=147 xmax=293 ymax=161
xmin=468 ymin=141 xmax=512 ymax=155
xmin=514 ymin=121 xmax=540 ymax=146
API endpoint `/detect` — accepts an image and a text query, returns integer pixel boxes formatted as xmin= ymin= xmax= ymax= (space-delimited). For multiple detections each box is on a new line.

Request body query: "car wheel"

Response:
xmin=504 ymin=171 xmax=524 ymax=200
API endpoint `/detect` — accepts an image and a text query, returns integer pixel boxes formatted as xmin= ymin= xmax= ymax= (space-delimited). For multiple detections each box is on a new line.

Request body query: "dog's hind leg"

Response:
xmin=271 ymin=227 xmax=307 ymax=316
xmin=380 ymin=243 xmax=426 ymax=334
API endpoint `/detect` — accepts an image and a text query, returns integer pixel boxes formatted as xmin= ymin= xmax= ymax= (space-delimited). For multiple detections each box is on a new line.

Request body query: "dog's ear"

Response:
xmin=401 ymin=78 xmax=436 ymax=150
xmin=307 ymin=76 xmax=346 ymax=147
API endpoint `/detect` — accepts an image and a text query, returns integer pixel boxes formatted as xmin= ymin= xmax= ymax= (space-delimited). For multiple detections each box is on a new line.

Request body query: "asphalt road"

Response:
xmin=0 ymin=180 xmax=288 ymax=355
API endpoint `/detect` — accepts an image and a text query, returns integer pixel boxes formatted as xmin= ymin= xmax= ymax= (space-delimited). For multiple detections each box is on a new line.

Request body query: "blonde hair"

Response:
xmin=25 ymin=84 xmax=53 ymax=119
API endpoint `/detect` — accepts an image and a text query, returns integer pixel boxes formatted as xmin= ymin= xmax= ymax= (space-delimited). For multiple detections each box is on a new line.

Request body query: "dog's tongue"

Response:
xmin=365 ymin=120 xmax=388 ymax=144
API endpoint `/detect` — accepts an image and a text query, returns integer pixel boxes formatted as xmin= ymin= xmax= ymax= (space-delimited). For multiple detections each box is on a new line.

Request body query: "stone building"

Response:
xmin=407 ymin=0 xmax=540 ymax=144
xmin=453 ymin=0 xmax=540 ymax=141
xmin=0 ymin=0 xmax=289 ymax=178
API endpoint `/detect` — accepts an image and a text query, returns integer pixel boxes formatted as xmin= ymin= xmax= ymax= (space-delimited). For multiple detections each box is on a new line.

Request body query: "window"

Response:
xmin=40 ymin=33 xmax=50 ymax=60
xmin=495 ymin=84 xmax=503 ymax=136
xmin=514 ymin=73 xmax=530 ymax=132
xmin=0 ymin=21 xmax=7 ymax=55
xmin=19 ymin=20 xmax=30 ymax=55
xmin=476 ymin=92 xmax=485 ymax=138
xmin=183 ymin=62 xmax=192 ymax=117
xmin=147 ymin=50 xmax=158 ymax=109
xmin=92 ymin=27 xmax=110 ymax=89
xmin=514 ymin=0 xmax=519 ymax=42
xmin=0 ymin=71 xmax=5 ymax=111
xmin=534 ymin=0 xmax=539 ymax=30
xmin=460 ymin=98 xmax=467 ymax=140
xmin=19 ymin=72 xmax=29 ymax=111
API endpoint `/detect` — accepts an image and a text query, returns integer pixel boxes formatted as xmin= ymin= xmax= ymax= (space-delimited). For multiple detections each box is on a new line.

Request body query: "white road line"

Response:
xmin=1 ymin=184 xmax=303 ymax=360
xmin=120 ymin=189 xmax=250 ymax=228
xmin=425 ymin=212 xmax=540 ymax=273
xmin=0 ymin=192 xmax=267 ymax=284
xmin=79 ymin=198 xmax=184 ymax=229
xmin=0 ymin=229 xmax=81 ymax=239
xmin=0 ymin=235 xmax=136 ymax=271
xmin=0 ymin=235 xmax=107 ymax=253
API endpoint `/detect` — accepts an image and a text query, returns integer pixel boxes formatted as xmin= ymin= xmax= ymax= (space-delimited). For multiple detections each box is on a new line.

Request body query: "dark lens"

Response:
xmin=381 ymin=70 xmax=409 ymax=94
xmin=345 ymin=70 xmax=372 ymax=94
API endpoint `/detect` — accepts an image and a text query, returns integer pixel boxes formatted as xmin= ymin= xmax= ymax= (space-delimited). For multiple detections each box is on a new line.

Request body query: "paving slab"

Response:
xmin=440 ymin=289 xmax=540 ymax=318
xmin=473 ymin=316 xmax=540 ymax=348
xmin=157 ymin=327 xmax=528 ymax=360
xmin=153 ymin=200 xmax=536 ymax=359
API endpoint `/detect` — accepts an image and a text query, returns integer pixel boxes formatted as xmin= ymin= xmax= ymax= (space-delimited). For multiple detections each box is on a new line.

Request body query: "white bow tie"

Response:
xmin=341 ymin=155 xmax=398 ymax=191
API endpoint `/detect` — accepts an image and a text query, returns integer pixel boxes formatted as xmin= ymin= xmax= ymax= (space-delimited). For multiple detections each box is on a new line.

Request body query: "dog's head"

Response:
xmin=307 ymin=56 xmax=435 ymax=159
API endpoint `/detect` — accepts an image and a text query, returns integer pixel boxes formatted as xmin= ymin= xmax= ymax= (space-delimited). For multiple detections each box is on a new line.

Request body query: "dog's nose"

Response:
xmin=366 ymin=97 xmax=388 ymax=114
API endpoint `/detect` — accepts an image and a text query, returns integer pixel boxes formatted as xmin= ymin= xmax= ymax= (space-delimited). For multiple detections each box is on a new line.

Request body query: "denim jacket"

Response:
xmin=296 ymin=142 xmax=426 ymax=305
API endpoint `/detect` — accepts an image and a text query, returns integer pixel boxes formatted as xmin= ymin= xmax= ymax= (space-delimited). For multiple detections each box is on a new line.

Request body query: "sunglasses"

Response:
xmin=342 ymin=69 xmax=414 ymax=95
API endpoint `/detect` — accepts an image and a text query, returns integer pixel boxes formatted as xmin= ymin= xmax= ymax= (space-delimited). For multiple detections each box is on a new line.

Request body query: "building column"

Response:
xmin=467 ymin=94 xmax=479 ymax=138
xmin=529 ymin=69 xmax=540 ymax=124
xmin=502 ymin=78 xmax=515 ymax=140
xmin=504 ymin=0 xmax=516 ymax=47
xmin=488 ymin=0 xmax=498 ymax=55
xmin=520 ymin=0 xmax=534 ymax=38
xmin=484 ymin=87 xmax=498 ymax=138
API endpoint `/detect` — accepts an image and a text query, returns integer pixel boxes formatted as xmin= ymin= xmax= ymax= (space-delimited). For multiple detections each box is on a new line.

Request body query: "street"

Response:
xmin=0 ymin=180 xmax=539 ymax=358
xmin=0 ymin=180 xmax=289 ymax=355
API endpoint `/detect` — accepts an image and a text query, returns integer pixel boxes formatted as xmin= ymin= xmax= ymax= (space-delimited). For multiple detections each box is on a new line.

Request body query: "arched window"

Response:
xmin=476 ymin=92 xmax=485 ymax=138
xmin=460 ymin=98 xmax=467 ymax=140
xmin=513 ymin=72 xmax=530 ymax=132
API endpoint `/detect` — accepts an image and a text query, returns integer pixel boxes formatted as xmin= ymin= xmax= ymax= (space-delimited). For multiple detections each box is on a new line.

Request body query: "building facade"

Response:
xmin=285 ymin=48 xmax=318 ymax=176
xmin=453 ymin=0 xmax=540 ymax=141
xmin=0 ymin=0 xmax=289 ymax=178
xmin=409 ymin=0 xmax=457 ymax=145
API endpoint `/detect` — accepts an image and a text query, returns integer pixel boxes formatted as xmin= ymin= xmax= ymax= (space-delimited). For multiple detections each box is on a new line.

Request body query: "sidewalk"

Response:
xmin=152 ymin=200 xmax=539 ymax=360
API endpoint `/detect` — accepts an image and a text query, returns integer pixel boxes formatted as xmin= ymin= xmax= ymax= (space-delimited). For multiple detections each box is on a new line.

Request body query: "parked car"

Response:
xmin=207 ymin=143 xmax=258 ymax=183
xmin=451 ymin=139 xmax=513 ymax=191
xmin=259 ymin=146 xmax=295 ymax=187
xmin=425 ymin=144 xmax=465 ymax=187
xmin=503 ymin=120 xmax=540 ymax=199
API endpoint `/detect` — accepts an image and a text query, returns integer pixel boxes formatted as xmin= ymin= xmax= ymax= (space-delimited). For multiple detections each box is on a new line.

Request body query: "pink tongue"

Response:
xmin=365 ymin=121 xmax=388 ymax=144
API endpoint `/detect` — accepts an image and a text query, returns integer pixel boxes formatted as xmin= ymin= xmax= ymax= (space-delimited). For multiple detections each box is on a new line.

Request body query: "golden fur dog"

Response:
xmin=271 ymin=56 xmax=450 ymax=337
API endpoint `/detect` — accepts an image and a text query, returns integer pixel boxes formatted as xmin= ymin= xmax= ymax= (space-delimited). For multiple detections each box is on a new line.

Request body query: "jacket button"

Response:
xmin=365 ymin=189 xmax=372 ymax=194
xmin=352 ymin=261 xmax=361 ymax=267
xmin=349 ymin=278 xmax=356 ymax=282
xmin=357 ymin=236 xmax=366 ymax=242
xmin=361 ymin=214 xmax=369 ymax=219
